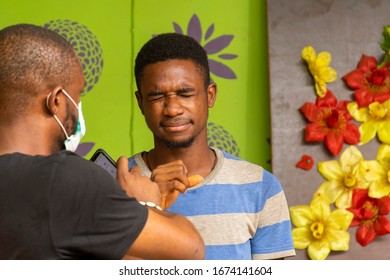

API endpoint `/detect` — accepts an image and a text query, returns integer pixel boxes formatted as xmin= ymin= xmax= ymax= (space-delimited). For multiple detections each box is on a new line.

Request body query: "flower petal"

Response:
xmin=296 ymin=154 xmax=314 ymax=170
xmin=356 ymin=225 xmax=376 ymax=246
xmin=377 ymin=144 xmax=390 ymax=166
xmin=290 ymin=205 xmax=314 ymax=227
xmin=318 ymin=160 xmax=343 ymax=181
xmin=187 ymin=14 xmax=202 ymax=43
xmin=300 ymin=102 xmax=320 ymax=122
xmin=310 ymin=195 xmax=331 ymax=220
xmin=361 ymin=160 xmax=386 ymax=181
xmin=208 ymin=59 xmax=237 ymax=79
xmin=374 ymin=216 xmax=390 ymax=235
xmin=328 ymin=209 xmax=354 ymax=230
xmin=316 ymin=51 xmax=332 ymax=67
xmin=308 ymin=240 xmax=331 ymax=260
xmin=325 ymin=132 xmax=344 ymax=156
xmin=339 ymin=146 xmax=364 ymax=169
xmin=377 ymin=121 xmax=390 ymax=144
xmin=292 ymin=227 xmax=311 ymax=249
xmin=335 ymin=189 xmax=353 ymax=209
xmin=326 ymin=228 xmax=350 ymax=251
xmin=302 ymin=46 xmax=316 ymax=62
xmin=343 ymin=123 xmax=360 ymax=144
xmin=318 ymin=66 xmax=337 ymax=83
xmin=347 ymin=101 xmax=367 ymax=121
xmin=305 ymin=123 xmax=327 ymax=141
xmin=316 ymin=181 xmax=344 ymax=204
xmin=359 ymin=122 xmax=378 ymax=145
xmin=369 ymin=181 xmax=390 ymax=198
xmin=203 ymin=35 xmax=234 ymax=54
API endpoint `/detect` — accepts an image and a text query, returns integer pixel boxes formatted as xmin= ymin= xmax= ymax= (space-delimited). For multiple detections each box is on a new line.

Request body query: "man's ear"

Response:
xmin=207 ymin=83 xmax=217 ymax=108
xmin=46 ymin=86 xmax=64 ymax=115
xmin=135 ymin=91 xmax=144 ymax=115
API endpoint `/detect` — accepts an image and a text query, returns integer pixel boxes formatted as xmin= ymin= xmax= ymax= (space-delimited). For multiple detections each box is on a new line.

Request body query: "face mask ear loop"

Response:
xmin=46 ymin=92 xmax=70 ymax=140
xmin=61 ymin=89 xmax=79 ymax=110
xmin=53 ymin=114 xmax=70 ymax=140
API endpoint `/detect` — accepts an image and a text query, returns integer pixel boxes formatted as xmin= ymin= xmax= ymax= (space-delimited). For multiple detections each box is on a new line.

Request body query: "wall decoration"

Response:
xmin=43 ymin=19 xmax=104 ymax=94
xmin=172 ymin=14 xmax=237 ymax=81
xmin=290 ymin=27 xmax=390 ymax=259
xmin=268 ymin=0 xmax=390 ymax=259
xmin=207 ymin=122 xmax=240 ymax=156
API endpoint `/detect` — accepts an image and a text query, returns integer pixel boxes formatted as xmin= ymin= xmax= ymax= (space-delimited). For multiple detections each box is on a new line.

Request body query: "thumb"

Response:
xmin=188 ymin=175 xmax=203 ymax=188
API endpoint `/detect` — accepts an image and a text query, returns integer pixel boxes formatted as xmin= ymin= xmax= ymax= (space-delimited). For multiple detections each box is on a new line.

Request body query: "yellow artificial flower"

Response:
xmin=316 ymin=146 xmax=369 ymax=209
xmin=302 ymin=46 xmax=337 ymax=97
xmin=347 ymin=100 xmax=390 ymax=145
xmin=361 ymin=144 xmax=390 ymax=198
xmin=290 ymin=193 xmax=353 ymax=260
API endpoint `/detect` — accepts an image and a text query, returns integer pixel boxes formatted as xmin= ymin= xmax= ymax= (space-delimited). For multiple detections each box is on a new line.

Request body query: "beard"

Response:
xmin=65 ymin=102 xmax=78 ymax=135
xmin=163 ymin=136 xmax=195 ymax=148
xmin=55 ymin=102 xmax=78 ymax=151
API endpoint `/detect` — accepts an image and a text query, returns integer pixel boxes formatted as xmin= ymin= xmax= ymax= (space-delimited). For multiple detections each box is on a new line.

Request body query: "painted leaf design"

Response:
xmin=203 ymin=35 xmax=234 ymax=54
xmin=75 ymin=142 xmax=95 ymax=157
xmin=209 ymin=59 xmax=237 ymax=79
xmin=218 ymin=54 xmax=238 ymax=60
xmin=187 ymin=14 xmax=202 ymax=43
xmin=205 ymin=24 xmax=215 ymax=40
xmin=173 ymin=22 xmax=183 ymax=34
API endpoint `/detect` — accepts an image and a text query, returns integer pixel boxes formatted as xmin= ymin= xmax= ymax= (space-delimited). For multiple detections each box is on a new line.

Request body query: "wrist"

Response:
xmin=138 ymin=201 xmax=163 ymax=211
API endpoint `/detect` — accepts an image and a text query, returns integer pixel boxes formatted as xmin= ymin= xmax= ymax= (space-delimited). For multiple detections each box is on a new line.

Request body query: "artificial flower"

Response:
xmin=302 ymin=46 xmax=337 ymax=97
xmin=316 ymin=146 xmax=369 ymax=209
xmin=300 ymin=89 xmax=360 ymax=156
xmin=290 ymin=193 xmax=353 ymax=260
xmin=360 ymin=144 xmax=390 ymax=198
xmin=296 ymin=154 xmax=314 ymax=170
xmin=347 ymin=189 xmax=390 ymax=246
xmin=343 ymin=55 xmax=390 ymax=108
xmin=347 ymin=100 xmax=390 ymax=145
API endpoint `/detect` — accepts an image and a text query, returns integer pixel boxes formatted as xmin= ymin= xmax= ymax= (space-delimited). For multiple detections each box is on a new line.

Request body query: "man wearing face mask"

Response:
xmin=46 ymin=89 xmax=86 ymax=153
xmin=0 ymin=24 xmax=205 ymax=260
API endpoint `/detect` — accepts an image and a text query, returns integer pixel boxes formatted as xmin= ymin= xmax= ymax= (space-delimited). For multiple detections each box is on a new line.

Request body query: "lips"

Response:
xmin=161 ymin=119 xmax=192 ymax=132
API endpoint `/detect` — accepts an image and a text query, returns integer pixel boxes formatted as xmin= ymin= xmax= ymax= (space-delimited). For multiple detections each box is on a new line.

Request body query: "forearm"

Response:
xmin=126 ymin=208 xmax=205 ymax=260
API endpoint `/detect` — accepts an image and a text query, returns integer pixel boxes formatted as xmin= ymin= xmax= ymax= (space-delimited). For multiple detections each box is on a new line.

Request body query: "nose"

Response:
xmin=163 ymin=95 xmax=184 ymax=116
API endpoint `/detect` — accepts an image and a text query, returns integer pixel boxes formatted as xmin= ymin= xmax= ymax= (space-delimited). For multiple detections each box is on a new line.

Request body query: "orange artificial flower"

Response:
xmin=343 ymin=55 xmax=390 ymax=108
xmin=300 ymin=89 xmax=360 ymax=156
xmin=347 ymin=189 xmax=390 ymax=246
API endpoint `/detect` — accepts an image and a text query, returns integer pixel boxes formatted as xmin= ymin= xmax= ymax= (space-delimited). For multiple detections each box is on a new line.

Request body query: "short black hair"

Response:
xmin=0 ymin=24 xmax=82 ymax=118
xmin=134 ymin=33 xmax=210 ymax=90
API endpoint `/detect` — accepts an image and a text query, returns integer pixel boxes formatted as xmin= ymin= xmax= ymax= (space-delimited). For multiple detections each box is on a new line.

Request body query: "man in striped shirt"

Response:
xmin=129 ymin=33 xmax=295 ymax=260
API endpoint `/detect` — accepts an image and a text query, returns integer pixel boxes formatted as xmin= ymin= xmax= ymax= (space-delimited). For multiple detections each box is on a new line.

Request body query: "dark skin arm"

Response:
xmin=115 ymin=157 xmax=205 ymax=260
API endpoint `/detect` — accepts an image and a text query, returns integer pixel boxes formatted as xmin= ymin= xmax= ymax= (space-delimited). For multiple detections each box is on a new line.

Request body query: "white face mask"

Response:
xmin=46 ymin=89 xmax=86 ymax=152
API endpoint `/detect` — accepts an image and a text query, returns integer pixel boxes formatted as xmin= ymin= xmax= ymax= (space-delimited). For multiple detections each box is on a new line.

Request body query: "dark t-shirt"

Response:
xmin=0 ymin=150 xmax=148 ymax=259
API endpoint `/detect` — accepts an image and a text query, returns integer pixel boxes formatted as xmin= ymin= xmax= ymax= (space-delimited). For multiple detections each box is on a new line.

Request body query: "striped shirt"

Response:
xmin=128 ymin=148 xmax=295 ymax=260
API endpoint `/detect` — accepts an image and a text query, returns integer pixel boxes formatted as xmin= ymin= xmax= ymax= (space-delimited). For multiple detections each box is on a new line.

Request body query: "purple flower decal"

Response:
xmin=75 ymin=142 xmax=95 ymax=157
xmin=173 ymin=14 xmax=238 ymax=80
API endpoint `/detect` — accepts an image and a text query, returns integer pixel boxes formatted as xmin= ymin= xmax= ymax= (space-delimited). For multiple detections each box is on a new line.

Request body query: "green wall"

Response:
xmin=0 ymin=0 xmax=271 ymax=171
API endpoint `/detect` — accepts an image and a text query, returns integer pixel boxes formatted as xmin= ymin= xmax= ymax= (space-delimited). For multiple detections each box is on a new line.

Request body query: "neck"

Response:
xmin=0 ymin=115 xmax=59 ymax=156
xmin=146 ymin=142 xmax=216 ymax=178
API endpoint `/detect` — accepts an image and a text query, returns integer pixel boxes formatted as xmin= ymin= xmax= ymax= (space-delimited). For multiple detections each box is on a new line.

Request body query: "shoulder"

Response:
xmin=213 ymin=148 xmax=283 ymax=193
xmin=213 ymin=148 xmax=266 ymax=182
xmin=52 ymin=150 xmax=124 ymax=194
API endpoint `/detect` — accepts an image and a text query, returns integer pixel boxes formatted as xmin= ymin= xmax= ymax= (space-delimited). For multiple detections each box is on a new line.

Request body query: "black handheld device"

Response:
xmin=90 ymin=148 xmax=117 ymax=178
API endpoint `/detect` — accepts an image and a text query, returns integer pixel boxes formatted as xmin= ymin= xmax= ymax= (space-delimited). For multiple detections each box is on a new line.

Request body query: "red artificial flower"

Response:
xmin=343 ymin=55 xmax=390 ymax=108
xmin=300 ymin=89 xmax=360 ymax=156
xmin=296 ymin=154 xmax=314 ymax=170
xmin=347 ymin=189 xmax=390 ymax=246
